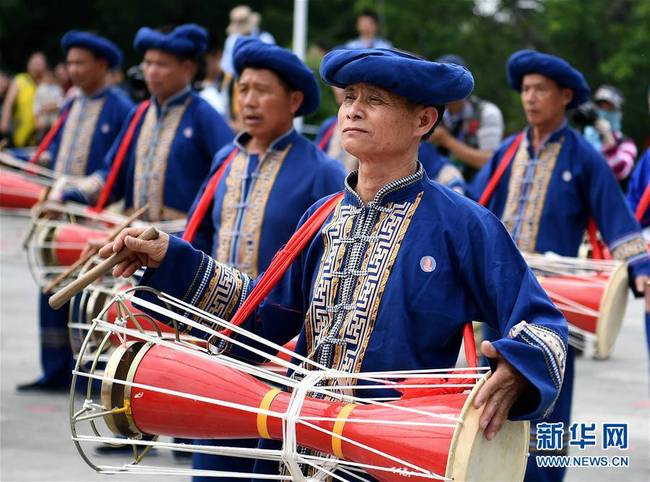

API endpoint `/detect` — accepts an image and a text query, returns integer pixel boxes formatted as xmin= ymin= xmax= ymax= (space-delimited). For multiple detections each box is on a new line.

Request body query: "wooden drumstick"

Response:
xmin=48 ymin=226 xmax=159 ymax=310
xmin=42 ymin=205 xmax=149 ymax=294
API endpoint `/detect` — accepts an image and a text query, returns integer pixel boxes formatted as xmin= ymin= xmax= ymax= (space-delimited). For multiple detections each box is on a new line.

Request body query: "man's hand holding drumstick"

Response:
xmin=98 ymin=226 xmax=170 ymax=277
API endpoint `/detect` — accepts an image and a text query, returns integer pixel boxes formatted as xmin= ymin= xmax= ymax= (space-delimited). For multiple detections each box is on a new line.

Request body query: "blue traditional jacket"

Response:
xmin=143 ymin=164 xmax=568 ymax=421
xmin=627 ymin=148 xmax=650 ymax=229
xmin=82 ymin=87 xmax=233 ymax=221
xmin=470 ymin=123 xmax=650 ymax=280
xmin=188 ymin=129 xmax=346 ymax=276
xmin=47 ymin=87 xmax=133 ymax=175
xmin=316 ymin=115 xmax=465 ymax=193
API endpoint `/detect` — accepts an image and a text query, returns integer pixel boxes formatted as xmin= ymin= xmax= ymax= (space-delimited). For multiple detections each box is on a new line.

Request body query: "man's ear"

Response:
xmin=289 ymin=90 xmax=305 ymax=116
xmin=416 ymin=106 xmax=437 ymax=137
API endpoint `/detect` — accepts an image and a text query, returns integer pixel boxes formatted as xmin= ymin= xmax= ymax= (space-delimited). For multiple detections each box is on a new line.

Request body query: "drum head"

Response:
xmin=446 ymin=374 xmax=529 ymax=482
xmin=595 ymin=262 xmax=629 ymax=359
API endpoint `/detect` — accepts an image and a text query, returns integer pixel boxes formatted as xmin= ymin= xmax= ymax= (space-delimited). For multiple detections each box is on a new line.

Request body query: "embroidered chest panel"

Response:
xmin=54 ymin=97 xmax=105 ymax=175
xmin=133 ymin=102 xmax=188 ymax=221
xmin=502 ymin=138 xmax=564 ymax=252
xmin=215 ymin=147 xmax=289 ymax=277
xmin=304 ymin=193 xmax=422 ymax=376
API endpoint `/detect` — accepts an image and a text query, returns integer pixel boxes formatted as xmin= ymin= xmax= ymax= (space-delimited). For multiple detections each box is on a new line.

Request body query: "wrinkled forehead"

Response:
xmin=343 ymin=82 xmax=409 ymax=102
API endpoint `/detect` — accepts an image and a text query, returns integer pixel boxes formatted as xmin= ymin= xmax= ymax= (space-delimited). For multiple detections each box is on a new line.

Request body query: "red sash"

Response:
xmin=317 ymin=121 xmax=337 ymax=151
xmin=28 ymin=105 xmax=71 ymax=164
xmin=636 ymin=181 xmax=650 ymax=223
xmin=478 ymin=132 xmax=524 ymax=207
xmin=91 ymin=100 xmax=151 ymax=212
xmin=182 ymin=147 xmax=239 ymax=243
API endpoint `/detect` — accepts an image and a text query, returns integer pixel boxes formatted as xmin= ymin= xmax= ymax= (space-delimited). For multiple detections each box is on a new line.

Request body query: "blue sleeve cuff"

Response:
xmin=491 ymin=321 xmax=567 ymax=421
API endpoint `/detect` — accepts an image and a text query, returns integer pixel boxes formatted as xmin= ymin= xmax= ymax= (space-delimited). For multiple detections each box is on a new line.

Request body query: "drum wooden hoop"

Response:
xmin=595 ymin=262 xmax=629 ymax=358
xmin=446 ymin=373 xmax=529 ymax=481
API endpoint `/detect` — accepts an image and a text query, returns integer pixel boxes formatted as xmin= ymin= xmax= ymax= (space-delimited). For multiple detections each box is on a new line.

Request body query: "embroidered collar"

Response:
xmin=78 ymin=86 xmax=109 ymax=102
xmin=234 ymin=127 xmax=297 ymax=155
xmin=152 ymin=85 xmax=192 ymax=113
xmin=344 ymin=161 xmax=424 ymax=207
xmin=526 ymin=119 xmax=568 ymax=156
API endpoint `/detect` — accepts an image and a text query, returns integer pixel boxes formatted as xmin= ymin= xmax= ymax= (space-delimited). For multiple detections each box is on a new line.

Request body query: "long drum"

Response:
xmin=0 ymin=169 xmax=46 ymax=209
xmin=526 ymin=253 xmax=628 ymax=358
xmin=100 ymin=341 xmax=528 ymax=481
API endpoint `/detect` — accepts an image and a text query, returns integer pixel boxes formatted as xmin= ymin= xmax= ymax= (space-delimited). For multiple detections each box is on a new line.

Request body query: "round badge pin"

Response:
xmin=420 ymin=255 xmax=436 ymax=273
xmin=562 ymin=170 xmax=572 ymax=182
xmin=183 ymin=127 xmax=193 ymax=138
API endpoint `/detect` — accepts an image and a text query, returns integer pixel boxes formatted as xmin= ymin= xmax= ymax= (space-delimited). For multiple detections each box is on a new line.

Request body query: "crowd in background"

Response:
xmin=1 ymin=4 xmax=648 ymax=192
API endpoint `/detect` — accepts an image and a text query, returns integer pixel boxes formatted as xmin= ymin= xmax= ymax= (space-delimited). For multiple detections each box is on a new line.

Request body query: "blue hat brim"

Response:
xmin=320 ymin=48 xmax=474 ymax=106
xmin=61 ymin=31 xmax=123 ymax=68
xmin=233 ymin=37 xmax=320 ymax=117
xmin=507 ymin=50 xmax=591 ymax=109
xmin=134 ymin=24 xmax=208 ymax=57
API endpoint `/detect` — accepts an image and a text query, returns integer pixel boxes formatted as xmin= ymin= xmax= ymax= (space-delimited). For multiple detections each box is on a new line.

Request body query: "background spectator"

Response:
xmin=0 ymin=51 xmax=47 ymax=146
xmin=32 ymin=69 xmax=64 ymax=141
xmin=345 ymin=9 xmax=392 ymax=49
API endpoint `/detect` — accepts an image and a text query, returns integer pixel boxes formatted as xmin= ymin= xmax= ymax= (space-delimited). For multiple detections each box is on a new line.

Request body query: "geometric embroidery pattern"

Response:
xmin=54 ymin=96 xmax=105 ymax=176
xmin=304 ymin=193 xmax=422 ymax=378
xmin=502 ymin=137 xmax=564 ymax=253
xmin=133 ymin=99 xmax=189 ymax=221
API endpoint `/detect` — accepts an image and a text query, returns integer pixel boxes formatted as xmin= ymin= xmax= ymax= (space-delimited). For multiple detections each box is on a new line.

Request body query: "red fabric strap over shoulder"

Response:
xmin=636 ymin=181 xmax=650 ymax=222
xmin=182 ymin=147 xmax=239 ymax=243
xmin=222 ymin=192 xmax=345 ymax=338
xmin=28 ymin=105 xmax=71 ymax=164
xmin=91 ymin=100 xmax=151 ymax=212
xmin=478 ymin=132 xmax=524 ymax=207
xmin=317 ymin=121 xmax=337 ymax=151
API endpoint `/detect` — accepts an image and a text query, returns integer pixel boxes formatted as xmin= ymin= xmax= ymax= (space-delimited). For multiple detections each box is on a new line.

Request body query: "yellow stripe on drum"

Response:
xmin=332 ymin=403 xmax=356 ymax=458
xmin=256 ymin=388 xmax=281 ymax=439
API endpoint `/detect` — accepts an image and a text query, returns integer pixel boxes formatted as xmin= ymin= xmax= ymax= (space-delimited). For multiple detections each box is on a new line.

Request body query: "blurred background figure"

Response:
xmin=219 ymin=5 xmax=276 ymax=126
xmin=124 ymin=64 xmax=149 ymax=103
xmin=0 ymin=70 xmax=10 ymax=122
xmin=581 ymin=85 xmax=637 ymax=183
xmin=54 ymin=61 xmax=72 ymax=95
xmin=0 ymin=51 xmax=48 ymax=147
xmin=345 ymin=9 xmax=392 ymax=49
xmin=198 ymin=32 xmax=227 ymax=115
xmin=430 ymin=54 xmax=504 ymax=181
xmin=32 ymin=68 xmax=64 ymax=142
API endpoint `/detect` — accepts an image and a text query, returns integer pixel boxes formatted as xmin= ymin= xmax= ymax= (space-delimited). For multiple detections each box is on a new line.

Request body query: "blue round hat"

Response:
xmin=134 ymin=24 xmax=208 ymax=57
xmin=320 ymin=48 xmax=474 ymax=105
xmin=233 ymin=36 xmax=320 ymax=117
xmin=507 ymin=49 xmax=590 ymax=109
xmin=61 ymin=31 xmax=123 ymax=68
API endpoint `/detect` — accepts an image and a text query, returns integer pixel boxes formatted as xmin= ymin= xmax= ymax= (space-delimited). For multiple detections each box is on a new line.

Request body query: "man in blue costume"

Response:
xmin=188 ymin=37 xmax=344 ymax=274
xmin=316 ymin=87 xmax=465 ymax=193
xmin=181 ymin=37 xmax=344 ymax=478
xmin=102 ymin=48 xmax=568 ymax=480
xmin=17 ymin=31 xmax=133 ymax=392
xmin=626 ymin=147 xmax=650 ymax=359
xmin=64 ymin=24 xmax=233 ymax=223
xmin=470 ymin=50 xmax=650 ymax=482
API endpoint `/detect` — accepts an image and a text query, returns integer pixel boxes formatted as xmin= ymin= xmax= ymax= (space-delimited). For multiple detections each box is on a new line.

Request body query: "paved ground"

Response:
xmin=1 ymin=213 xmax=648 ymax=481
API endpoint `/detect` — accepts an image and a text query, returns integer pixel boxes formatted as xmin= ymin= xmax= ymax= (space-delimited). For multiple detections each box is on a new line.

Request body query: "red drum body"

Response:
xmin=0 ymin=170 xmax=45 ymax=209
xmin=37 ymin=223 xmax=106 ymax=266
xmin=529 ymin=255 xmax=628 ymax=358
xmin=102 ymin=342 xmax=528 ymax=481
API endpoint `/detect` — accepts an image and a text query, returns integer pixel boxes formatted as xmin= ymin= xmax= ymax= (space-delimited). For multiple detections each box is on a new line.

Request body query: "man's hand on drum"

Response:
xmin=98 ymin=227 xmax=169 ymax=278
xmin=473 ymin=340 xmax=529 ymax=441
